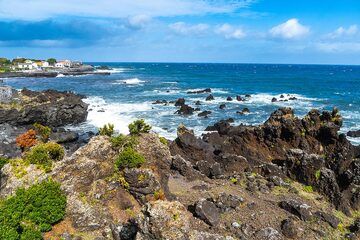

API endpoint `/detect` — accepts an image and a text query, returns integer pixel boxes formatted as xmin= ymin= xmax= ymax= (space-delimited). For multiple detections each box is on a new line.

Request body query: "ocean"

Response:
xmin=2 ymin=63 xmax=360 ymax=145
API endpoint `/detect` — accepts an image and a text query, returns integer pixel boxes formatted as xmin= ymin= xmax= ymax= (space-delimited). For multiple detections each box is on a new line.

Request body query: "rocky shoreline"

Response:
xmin=1 ymin=87 xmax=360 ymax=240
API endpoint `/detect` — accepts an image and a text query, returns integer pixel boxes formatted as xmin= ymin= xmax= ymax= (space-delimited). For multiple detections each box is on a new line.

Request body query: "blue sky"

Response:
xmin=0 ymin=0 xmax=359 ymax=64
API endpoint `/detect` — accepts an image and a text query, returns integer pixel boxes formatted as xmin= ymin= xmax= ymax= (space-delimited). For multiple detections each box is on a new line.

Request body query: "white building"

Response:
xmin=55 ymin=62 xmax=65 ymax=68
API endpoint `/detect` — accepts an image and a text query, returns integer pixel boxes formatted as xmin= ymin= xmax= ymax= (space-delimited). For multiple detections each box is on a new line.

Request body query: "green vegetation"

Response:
xmin=0 ymin=57 xmax=11 ymax=65
xmin=0 ymin=180 xmax=67 ymax=240
xmin=25 ymin=142 xmax=64 ymax=172
xmin=128 ymin=119 xmax=151 ymax=135
xmin=110 ymin=134 xmax=137 ymax=149
xmin=315 ymin=170 xmax=321 ymax=181
xmin=115 ymin=147 xmax=145 ymax=169
xmin=159 ymin=136 xmax=168 ymax=145
xmin=230 ymin=177 xmax=238 ymax=184
xmin=46 ymin=58 xmax=57 ymax=65
xmin=303 ymin=185 xmax=314 ymax=193
xmin=33 ymin=123 xmax=51 ymax=142
xmin=0 ymin=157 xmax=9 ymax=171
xmin=99 ymin=123 xmax=115 ymax=137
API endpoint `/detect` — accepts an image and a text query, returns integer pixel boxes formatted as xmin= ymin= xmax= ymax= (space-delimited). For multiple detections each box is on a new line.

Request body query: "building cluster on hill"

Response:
xmin=0 ymin=57 xmax=82 ymax=72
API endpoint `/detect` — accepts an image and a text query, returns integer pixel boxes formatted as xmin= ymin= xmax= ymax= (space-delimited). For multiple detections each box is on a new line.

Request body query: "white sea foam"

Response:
xmin=113 ymin=78 xmax=146 ymax=85
xmin=95 ymin=67 xmax=130 ymax=74
xmin=56 ymin=74 xmax=65 ymax=78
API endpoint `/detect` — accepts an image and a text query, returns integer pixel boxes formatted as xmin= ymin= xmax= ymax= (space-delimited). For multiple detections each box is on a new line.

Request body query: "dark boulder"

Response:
xmin=195 ymin=100 xmax=201 ymax=105
xmin=219 ymin=104 xmax=226 ymax=109
xmin=198 ymin=110 xmax=212 ymax=117
xmin=175 ymin=104 xmax=194 ymax=115
xmin=347 ymin=130 xmax=360 ymax=138
xmin=271 ymin=97 xmax=278 ymax=102
xmin=152 ymin=100 xmax=167 ymax=104
xmin=226 ymin=96 xmax=233 ymax=101
xmin=206 ymin=94 xmax=214 ymax=101
xmin=174 ymin=98 xmax=185 ymax=106
xmin=281 ymin=218 xmax=299 ymax=238
xmin=195 ymin=199 xmax=221 ymax=226
xmin=314 ymin=211 xmax=340 ymax=228
xmin=279 ymin=199 xmax=313 ymax=221
xmin=50 ymin=130 xmax=79 ymax=143
xmin=236 ymin=95 xmax=243 ymax=101
xmin=187 ymin=88 xmax=211 ymax=94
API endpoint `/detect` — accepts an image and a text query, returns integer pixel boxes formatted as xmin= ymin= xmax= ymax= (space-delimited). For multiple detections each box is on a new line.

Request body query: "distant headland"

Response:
xmin=0 ymin=57 xmax=111 ymax=78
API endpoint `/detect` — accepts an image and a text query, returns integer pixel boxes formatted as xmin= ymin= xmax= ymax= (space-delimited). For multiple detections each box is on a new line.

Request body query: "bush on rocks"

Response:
xmin=110 ymin=134 xmax=137 ymax=150
xmin=99 ymin=123 xmax=115 ymax=137
xmin=16 ymin=129 xmax=37 ymax=151
xmin=0 ymin=156 xmax=8 ymax=171
xmin=115 ymin=147 xmax=145 ymax=169
xmin=0 ymin=180 xmax=66 ymax=240
xmin=128 ymin=119 xmax=151 ymax=135
xmin=33 ymin=123 xmax=51 ymax=142
xmin=25 ymin=142 xmax=64 ymax=172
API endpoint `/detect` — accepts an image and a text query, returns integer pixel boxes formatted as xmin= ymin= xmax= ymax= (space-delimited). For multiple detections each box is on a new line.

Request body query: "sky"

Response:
xmin=0 ymin=0 xmax=359 ymax=64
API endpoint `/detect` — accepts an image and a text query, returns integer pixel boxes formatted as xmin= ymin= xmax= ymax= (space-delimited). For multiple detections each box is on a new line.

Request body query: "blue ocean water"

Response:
xmin=3 ymin=63 xmax=360 ymax=144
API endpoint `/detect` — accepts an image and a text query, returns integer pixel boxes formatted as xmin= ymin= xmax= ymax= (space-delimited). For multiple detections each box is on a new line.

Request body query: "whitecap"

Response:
xmin=113 ymin=78 xmax=146 ymax=85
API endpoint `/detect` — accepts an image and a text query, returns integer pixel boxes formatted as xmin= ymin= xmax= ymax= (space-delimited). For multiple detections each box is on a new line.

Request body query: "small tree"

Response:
xmin=128 ymin=119 xmax=151 ymax=135
xmin=47 ymin=58 xmax=57 ymax=65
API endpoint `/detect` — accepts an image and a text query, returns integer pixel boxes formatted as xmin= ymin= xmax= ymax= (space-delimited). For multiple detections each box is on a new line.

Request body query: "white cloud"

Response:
xmin=169 ymin=22 xmax=209 ymax=35
xmin=316 ymin=42 xmax=360 ymax=53
xmin=0 ymin=0 xmax=255 ymax=21
xmin=269 ymin=18 xmax=309 ymax=39
xmin=326 ymin=25 xmax=358 ymax=39
xmin=127 ymin=14 xmax=152 ymax=29
xmin=215 ymin=24 xmax=246 ymax=39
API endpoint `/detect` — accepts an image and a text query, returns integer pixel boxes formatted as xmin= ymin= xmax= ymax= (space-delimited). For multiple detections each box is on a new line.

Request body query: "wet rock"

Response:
xmin=50 ymin=130 xmax=79 ymax=143
xmin=124 ymin=168 xmax=161 ymax=203
xmin=198 ymin=110 xmax=212 ymax=117
xmin=255 ymin=227 xmax=281 ymax=240
xmin=174 ymin=98 xmax=185 ymax=106
xmin=227 ymin=96 xmax=233 ymax=101
xmin=289 ymin=97 xmax=297 ymax=100
xmin=245 ymin=94 xmax=251 ymax=98
xmin=195 ymin=198 xmax=221 ymax=226
xmin=206 ymin=94 xmax=214 ymax=101
xmin=175 ymin=104 xmax=194 ymax=115
xmin=219 ymin=104 xmax=226 ymax=109
xmin=279 ymin=200 xmax=312 ymax=221
xmin=195 ymin=100 xmax=201 ymax=105
xmin=281 ymin=218 xmax=298 ymax=238
xmin=152 ymin=100 xmax=167 ymax=104
xmin=236 ymin=95 xmax=243 ymax=101
xmin=187 ymin=88 xmax=211 ymax=94
xmin=280 ymin=94 xmax=284 ymax=99
xmin=347 ymin=130 xmax=360 ymax=138
xmin=271 ymin=97 xmax=277 ymax=102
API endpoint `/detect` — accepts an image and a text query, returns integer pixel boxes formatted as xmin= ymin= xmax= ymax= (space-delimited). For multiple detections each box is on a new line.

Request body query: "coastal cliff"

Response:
xmin=0 ymin=88 xmax=359 ymax=240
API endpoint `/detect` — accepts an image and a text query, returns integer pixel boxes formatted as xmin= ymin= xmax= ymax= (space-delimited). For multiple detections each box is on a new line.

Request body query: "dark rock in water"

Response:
xmin=0 ymin=88 xmax=88 ymax=127
xmin=347 ymin=130 xmax=360 ymax=138
xmin=219 ymin=104 xmax=226 ymax=109
xmin=195 ymin=199 xmax=220 ymax=226
xmin=195 ymin=100 xmax=201 ymax=105
xmin=175 ymin=98 xmax=185 ymax=106
xmin=153 ymin=100 xmax=167 ymax=104
xmin=96 ymin=65 xmax=112 ymax=70
xmin=289 ymin=97 xmax=297 ymax=100
xmin=237 ymin=108 xmax=250 ymax=115
xmin=187 ymin=88 xmax=211 ymax=94
xmin=206 ymin=94 xmax=214 ymax=101
xmin=97 ymin=109 xmax=105 ymax=112
xmin=198 ymin=111 xmax=212 ymax=117
xmin=175 ymin=104 xmax=194 ymax=115
xmin=236 ymin=95 xmax=243 ymax=101
xmin=245 ymin=94 xmax=251 ymax=98
xmin=281 ymin=218 xmax=298 ymax=238
xmin=50 ymin=130 xmax=79 ymax=144
xmin=271 ymin=97 xmax=278 ymax=102
xmin=226 ymin=96 xmax=233 ymax=101
xmin=280 ymin=94 xmax=285 ymax=98
xmin=314 ymin=211 xmax=339 ymax=228
xmin=194 ymin=107 xmax=201 ymax=111
xmin=279 ymin=200 xmax=312 ymax=221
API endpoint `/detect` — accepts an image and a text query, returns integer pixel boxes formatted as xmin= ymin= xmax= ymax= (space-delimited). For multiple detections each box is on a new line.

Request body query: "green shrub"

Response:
xmin=0 ymin=180 xmax=66 ymax=240
xmin=303 ymin=185 xmax=314 ymax=193
xmin=159 ymin=137 xmax=168 ymax=145
xmin=25 ymin=142 xmax=64 ymax=172
xmin=315 ymin=170 xmax=321 ymax=181
xmin=128 ymin=119 xmax=151 ymax=135
xmin=33 ymin=123 xmax=51 ymax=142
xmin=115 ymin=147 xmax=145 ymax=169
xmin=0 ymin=157 xmax=9 ymax=170
xmin=99 ymin=123 xmax=115 ymax=137
xmin=110 ymin=134 xmax=137 ymax=149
